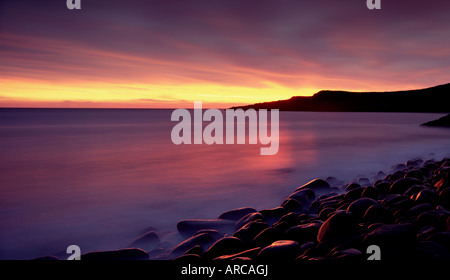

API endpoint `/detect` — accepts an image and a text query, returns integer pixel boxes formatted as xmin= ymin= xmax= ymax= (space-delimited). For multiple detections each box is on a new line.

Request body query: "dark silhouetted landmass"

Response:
xmin=421 ymin=113 xmax=450 ymax=127
xmin=232 ymin=83 xmax=450 ymax=112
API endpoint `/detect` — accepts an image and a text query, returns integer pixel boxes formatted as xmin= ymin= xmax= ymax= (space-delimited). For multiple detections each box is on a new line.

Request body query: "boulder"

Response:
xmin=345 ymin=183 xmax=361 ymax=191
xmin=129 ymin=231 xmax=160 ymax=251
xmin=213 ymin=247 xmax=261 ymax=261
xmin=404 ymin=185 xmax=425 ymax=196
xmin=319 ymin=207 xmax=335 ymax=220
xmin=373 ymin=180 xmax=390 ymax=193
xmin=286 ymin=222 xmax=322 ymax=244
xmin=332 ymin=248 xmax=363 ymax=261
xmin=362 ymin=223 xmax=417 ymax=259
xmin=417 ymin=226 xmax=438 ymax=241
xmin=257 ymin=240 xmax=300 ymax=261
xmin=390 ymin=178 xmax=423 ymax=194
xmin=259 ymin=207 xmax=288 ymax=225
xmin=169 ymin=232 xmax=216 ymax=257
xmin=404 ymin=169 xmax=424 ymax=180
xmin=218 ymin=207 xmax=257 ymax=221
xmin=346 ymin=198 xmax=377 ymax=220
xmin=295 ymin=179 xmax=331 ymax=194
xmin=361 ymin=186 xmax=379 ymax=199
xmin=414 ymin=189 xmax=438 ymax=205
xmin=252 ymin=227 xmax=283 ymax=247
xmin=362 ymin=204 xmax=392 ymax=224
xmin=281 ymin=198 xmax=304 ymax=212
xmin=177 ymin=219 xmax=235 ymax=237
xmin=184 ymin=245 xmax=203 ymax=256
xmin=289 ymin=188 xmax=316 ymax=203
xmin=344 ymin=187 xmax=365 ymax=200
xmin=406 ymin=203 xmax=433 ymax=218
xmin=203 ymin=236 xmax=245 ymax=260
xmin=233 ymin=220 xmax=269 ymax=244
xmin=317 ymin=212 xmax=358 ymax=243
xmin=438 ymin=188 xmax=450 ymax=208
xmin=381 ymin=194 xmax=408 ymax=207
xmin=235 ymin=212 xmax=265 ymax=230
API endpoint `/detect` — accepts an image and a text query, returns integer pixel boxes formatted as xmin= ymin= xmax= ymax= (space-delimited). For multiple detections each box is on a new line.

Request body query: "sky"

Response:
xmin=1 ymin=0 xmax=449 ymax=108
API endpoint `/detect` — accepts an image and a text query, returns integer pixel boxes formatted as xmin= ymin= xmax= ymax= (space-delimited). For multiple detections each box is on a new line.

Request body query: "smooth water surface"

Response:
xmin=0 ymin=109 xmax=449 ymax=259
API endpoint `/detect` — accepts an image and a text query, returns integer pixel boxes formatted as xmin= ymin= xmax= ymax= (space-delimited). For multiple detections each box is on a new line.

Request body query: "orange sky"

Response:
xmin=1 ymin=1 xmax=449 ymax=108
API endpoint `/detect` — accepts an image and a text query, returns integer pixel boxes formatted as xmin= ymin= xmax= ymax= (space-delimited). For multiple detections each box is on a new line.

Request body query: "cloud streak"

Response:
xmin=1 ymin=0 xmax=449 ymax=107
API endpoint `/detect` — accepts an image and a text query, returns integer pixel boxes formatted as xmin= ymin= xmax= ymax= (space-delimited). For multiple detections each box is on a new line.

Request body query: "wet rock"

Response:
xmin=213 ymin=247 xmax=261 ymax=261
xmin=203 ymin=236 xmax=245 ymax=260
xmin=310 ymin=235 xmax=360 ymax=259
xmin=373 ymin=180 xmax=391 ymax=193
xmin=345 ymin=183 xmax=361 ymax=192
xmin=129 ymin=231 xmax=160 ymax=251
xmin=281 ymin=198 xmax=304 ymax=212
xmin=193 ymin=229 xmax=224 ymax=240
xmin=361 ymin=186 xmax=379 ymax=199
xmin=319 ymin=207 xmax=335 ymax=220
xmin=387 ymin=170 xmax=406 ymax=182
xmin=235 ymin=212 xmax=265 ymax=230
xmin=252 ymin=227 xmax=283 ymax=247
xmin=388 ymin=198 xmax=415 ymax=213
xmin=417 ymin=226 xmax=438 ymax=241
xmin=177 ymin=219 xmax=235 ymax=237
xmin=435 ymin=173 xmax=450 ymax=190
xmin=278 ymin=212 xmax=302 ymax=225
xmin=406 ymin=203 xmax=433 ymax=218
xmin=81 ymin=248 xmax=149 ymax=260
xmin=346 ymin=198 xmax=377 ymax=220
xmin=344 ymin=187 xmax=365 ymax=200
xmin=318 ymin=199 xmax=341 ymax=212
xmin=362 ymin=204 xmax=392 ymax=224
xmin=257 ymin=240 xmax=300 ymax=261
xmin=169 ymin=232 xmax=216 ymax=257
xmin=289 ymin=188 xmax=316 ymax=203
xmin=404 ymin=185 xmax=426 ymax=196
xmin=332 ymin=248 xmax=363 ymax=261
xmin=286 ymin=222 xmax=322 ymax=244
xmin=381 ymin=194 xmax=408 ymax=207
xmin=404 ymin=169 xmax=424 ymax=180
xmin=390 ymin=178 xmax=423 ymax=194
xmin=184 ymin=245 xmax=203 ymax=256
xmin=259 ymin=207 xmax=288 ymax=225
xmin=295 ymin=179 xmax=331 ymax=194
xmin=218 ymin=207 xmax=257 ymax=221
xmin=233 ymin=220 xmax=268 ymax=244
xmin=317 ymin=212 xmax=358 ymax=243
xmin=438 ymin=188 xmax=450 ymax=209
xmin=414 ymin=189 xmax=438 ymax=205
xmin=362 ymin=223 xmax=417 ymax=259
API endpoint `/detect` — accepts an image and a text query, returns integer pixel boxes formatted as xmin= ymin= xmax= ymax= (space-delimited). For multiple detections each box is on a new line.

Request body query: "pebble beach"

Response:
xmin=36 ymin=156 xmax=450 ymax=261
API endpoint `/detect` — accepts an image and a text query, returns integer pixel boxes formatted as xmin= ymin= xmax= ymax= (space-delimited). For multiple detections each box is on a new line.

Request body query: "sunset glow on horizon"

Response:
xmin=1 ymin=1 xmax=449 ymax=108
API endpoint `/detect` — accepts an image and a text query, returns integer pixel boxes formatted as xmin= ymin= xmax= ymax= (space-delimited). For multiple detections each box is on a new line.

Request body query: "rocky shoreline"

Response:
xmin=35 ymin=157 xmax=450 ymax=261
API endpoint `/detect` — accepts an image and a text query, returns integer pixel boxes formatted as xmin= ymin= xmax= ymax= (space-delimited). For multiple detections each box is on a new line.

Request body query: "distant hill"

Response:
xmin=232 ymin=83 xmax=450 ymax=112
xmin=421 ymin=113 xmax=450 ymax=127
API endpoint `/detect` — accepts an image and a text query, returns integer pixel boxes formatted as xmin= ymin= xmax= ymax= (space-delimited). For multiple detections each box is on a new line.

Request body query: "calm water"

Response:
xmin=0 ymin=109 xmax=449 ymax=259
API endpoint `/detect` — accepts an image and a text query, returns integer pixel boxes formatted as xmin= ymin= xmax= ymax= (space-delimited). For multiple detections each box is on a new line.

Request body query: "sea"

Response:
xmin=0 ymin=108 xmax=449 ymax=259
